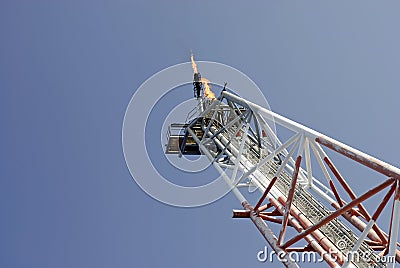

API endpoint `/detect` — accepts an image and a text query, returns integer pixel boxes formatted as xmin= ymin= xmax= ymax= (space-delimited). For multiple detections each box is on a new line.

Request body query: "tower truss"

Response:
xmin=165 ymin=72 xmax=400 ymax=268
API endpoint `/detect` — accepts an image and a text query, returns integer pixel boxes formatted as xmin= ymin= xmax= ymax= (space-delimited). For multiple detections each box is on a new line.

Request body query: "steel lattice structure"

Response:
xmin=165 ymin=68 xmax=400 ymax=268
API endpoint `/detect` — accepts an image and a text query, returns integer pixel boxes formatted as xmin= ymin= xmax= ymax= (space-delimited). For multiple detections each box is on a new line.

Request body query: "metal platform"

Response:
xmin=165 ymin=123 xmax=203 ymax=155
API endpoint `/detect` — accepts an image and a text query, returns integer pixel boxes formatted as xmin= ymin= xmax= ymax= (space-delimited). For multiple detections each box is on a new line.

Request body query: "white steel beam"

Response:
xmin=388 ymin=182 xmax=400 ymax=268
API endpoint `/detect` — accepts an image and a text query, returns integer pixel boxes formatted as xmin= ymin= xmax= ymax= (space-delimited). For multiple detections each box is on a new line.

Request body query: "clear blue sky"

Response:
xmin=1 ymin=1 xmax=399 ymax=268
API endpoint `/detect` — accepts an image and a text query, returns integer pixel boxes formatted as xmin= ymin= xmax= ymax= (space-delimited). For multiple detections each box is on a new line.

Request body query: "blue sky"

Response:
xmin=1 ymin=1 xmax=400 ymax=267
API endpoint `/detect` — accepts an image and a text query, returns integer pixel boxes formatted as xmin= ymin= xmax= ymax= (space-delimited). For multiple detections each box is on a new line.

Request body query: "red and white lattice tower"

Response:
xmin=165 ymin=67 xmax=400 ymax=268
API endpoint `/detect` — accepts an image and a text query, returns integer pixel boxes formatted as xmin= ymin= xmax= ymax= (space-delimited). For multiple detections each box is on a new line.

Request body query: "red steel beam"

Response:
xmin=366 ymin=182 xmax=397 ymax=259
xmin=242 ymin=201 xmax=299 ymax=268
xmin=328 ymin=180 xmax=345 ymax=207
xmin=385 ymin=181 xmax=399 ymax=258
xmin=332 ymin=202 xmax=382 ymax=243
xmin=324 ymin=156 xmax=371 ymax=219
xmin=269 ymin=198 xmax=339 ymax=268
xmin=281 ymin=178 xmax=394 ymax=249
xmin=276 ymin=196 xmax=346 ymax=264
xmin=372 ymin=181 xmax=397 ymax=221
xmin=278 ymin=156 xmax=301 ymax=245
xmin=258 ymin=202 xmax=273 ymax=212
xmin=232 ymin=209 xmax=250 ymax=218
xmin=332 ymin=201 xmax=400 ymax=263
xmin=260 ymin=209 xmax=282 ymax=217
xmin=316 ymin=136 xmax=400 ymax=179
xmin=366 ymin=240 xmax=385 ymax=246
xmin=259 ymin=214 xmax=284 ymax=224
xmin=254 ymin=176 xmax=278 ymax=211
xmin=370 ymin=246 xmax=387 ymax=250
xmin=324 ymin=156 xmax=388 ymax=244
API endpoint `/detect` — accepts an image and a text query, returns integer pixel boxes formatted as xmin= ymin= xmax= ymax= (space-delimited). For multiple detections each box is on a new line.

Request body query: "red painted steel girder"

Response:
xmin=281 ymin=178 xmax=395 ymax=249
